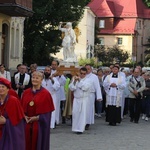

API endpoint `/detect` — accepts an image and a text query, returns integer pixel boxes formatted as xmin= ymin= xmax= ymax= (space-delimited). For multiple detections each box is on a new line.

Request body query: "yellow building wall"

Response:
xmin=0 ymin=13 xmax=24 ymax=74
xmin=75 ymin=7 xmax=95 ymax=59
xmin=98 ymin=35 xmax=133 ymax=56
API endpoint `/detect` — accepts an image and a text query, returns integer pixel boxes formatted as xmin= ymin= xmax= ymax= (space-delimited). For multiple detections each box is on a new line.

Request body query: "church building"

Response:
xmin=0 ymin=0 xmax=33 ymax=72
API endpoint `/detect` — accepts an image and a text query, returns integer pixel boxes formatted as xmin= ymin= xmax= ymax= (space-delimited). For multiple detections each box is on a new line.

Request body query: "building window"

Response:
xmin=86 ymin=45 xmax=93 ymax=58
xmin=15 ymin=28 xmax=20 ymax=57
xmin=99 ymin=37 xmax=104 ymax=45
xmin=99 ymin=20 xmax=105 ymax=28
xmin=138 ymin=20 xmax=142 ymax=29
xmin=11 ymin=27 xmax=15 ymax=57
xmin=117 ymin=38 xmax=123 ymax=45
xmin=141 ymin=37 xmax=143 ymax=45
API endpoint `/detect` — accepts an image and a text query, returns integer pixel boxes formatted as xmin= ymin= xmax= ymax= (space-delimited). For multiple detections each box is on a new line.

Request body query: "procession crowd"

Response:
xmin=0 ymin=61 xmax=150 ymax=150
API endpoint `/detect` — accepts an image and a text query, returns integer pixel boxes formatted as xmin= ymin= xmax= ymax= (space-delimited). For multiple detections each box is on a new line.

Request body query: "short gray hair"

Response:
xmin=145 ymin=71 xmax=150 ymax=76
xmin=32 ymin=71 xmax=44 ymax=79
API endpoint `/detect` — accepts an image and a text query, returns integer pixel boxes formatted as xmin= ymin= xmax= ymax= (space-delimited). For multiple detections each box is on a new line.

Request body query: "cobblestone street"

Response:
xmin=50 ymin=116 xmax=150 ymax=150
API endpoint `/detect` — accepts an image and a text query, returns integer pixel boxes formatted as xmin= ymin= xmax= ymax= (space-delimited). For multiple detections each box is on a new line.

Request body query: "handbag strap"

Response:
xmin=133 ymin=76 xmax=141 ymax=88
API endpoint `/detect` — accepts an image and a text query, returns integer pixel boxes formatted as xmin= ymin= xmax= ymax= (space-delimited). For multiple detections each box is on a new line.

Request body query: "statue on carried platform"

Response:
xmin=59 ymin=22 xmax=77 ymax=62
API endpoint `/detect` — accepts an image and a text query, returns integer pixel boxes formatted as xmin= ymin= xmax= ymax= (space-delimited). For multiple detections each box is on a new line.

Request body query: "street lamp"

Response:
xmin=132 ymin=56 xmax=136 ymax=68
xmin=94 ymin=43 xmax=100 ymax=68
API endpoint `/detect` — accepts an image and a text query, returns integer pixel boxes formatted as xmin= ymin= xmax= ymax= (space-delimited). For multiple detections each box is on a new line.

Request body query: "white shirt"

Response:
xmin=0 ymin=70 xmax=11 ymax=81
xmin=86 ymin=72 xmax=102 ymax=100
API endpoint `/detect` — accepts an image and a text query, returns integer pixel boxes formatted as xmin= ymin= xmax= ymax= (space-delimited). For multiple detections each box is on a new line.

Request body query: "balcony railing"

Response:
xmin=0 ymin=0 xmax=33 ymax=17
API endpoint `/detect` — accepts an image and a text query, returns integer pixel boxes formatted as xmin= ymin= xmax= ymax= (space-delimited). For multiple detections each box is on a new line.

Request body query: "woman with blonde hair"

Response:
xmin=21 ymin=71 xmax=54 ymax=150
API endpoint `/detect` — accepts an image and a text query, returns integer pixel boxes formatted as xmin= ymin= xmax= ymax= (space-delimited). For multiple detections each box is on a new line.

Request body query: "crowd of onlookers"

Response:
xmin=94 ymin=64 xmax=150 ymax=123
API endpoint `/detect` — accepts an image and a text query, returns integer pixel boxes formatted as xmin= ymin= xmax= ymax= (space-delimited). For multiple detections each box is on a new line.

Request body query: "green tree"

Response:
xmin=78 ymin=57 xmax=102 ymax=68
xmin=78 ymin=57 xmax=95 ymax=66
xmin=143 ymin=0 xmax=150 ymax=7
xmin=93 ymin=45 xmax=129 ymax=65
xmin=94 ymin=45 xmax=108 ymax=63
xmin=24 ymin=0 xmax=90 ymax=65
xmin=107 ymin=46 xmax=129 ymax=65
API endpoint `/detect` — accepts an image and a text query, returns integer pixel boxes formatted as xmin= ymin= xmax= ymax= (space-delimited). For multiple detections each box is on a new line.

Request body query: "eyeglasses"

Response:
xmin=80 ymin=72 xmax=86 ymax=75
xmin=21 ymin=67 xmax=26 ymax=69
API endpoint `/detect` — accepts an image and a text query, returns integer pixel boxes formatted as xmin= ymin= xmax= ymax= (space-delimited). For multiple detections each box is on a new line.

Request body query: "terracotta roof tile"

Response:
xmin=88 ymin=0 xmax=114 ymax=17
xmin=88 ymin=0 xmax=150 ymax=18
xmin=88 ymin=0 xmax=150 ymax=34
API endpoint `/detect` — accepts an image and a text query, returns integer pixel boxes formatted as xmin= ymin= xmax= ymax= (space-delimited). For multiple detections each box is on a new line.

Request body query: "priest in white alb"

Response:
xmin=85 ymin=64 xmax=102 ymax=130
xmin=50 ymin=60 xmax=66 ymax=125
xmin=42 ymin=66 xmax=60 ymax=129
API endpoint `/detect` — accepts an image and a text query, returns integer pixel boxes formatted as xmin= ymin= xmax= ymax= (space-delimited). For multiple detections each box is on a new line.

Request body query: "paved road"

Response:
xmin=50 ymin=116 xmax=150 ymax=150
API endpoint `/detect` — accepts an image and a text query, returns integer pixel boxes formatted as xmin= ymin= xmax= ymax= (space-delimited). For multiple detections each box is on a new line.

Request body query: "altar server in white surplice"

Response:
xmin=69 ymin=67 xmax=91 ymax=134
xmin=51 ymin=60 xmax=66 ymax=124
xmin=103 ymin=65 xmax=126 ymax=126
xmin=42 ymin=66 xmax=60 ymax=129
xmin=85 ymin=64 xmax=102 ymax=130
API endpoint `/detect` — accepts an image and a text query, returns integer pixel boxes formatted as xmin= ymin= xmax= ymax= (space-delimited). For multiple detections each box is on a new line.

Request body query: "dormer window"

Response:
xmin=117 ymin=37 xmax=123 ymax=45
xmin=99 ymin=20 xmax=105 ymax=28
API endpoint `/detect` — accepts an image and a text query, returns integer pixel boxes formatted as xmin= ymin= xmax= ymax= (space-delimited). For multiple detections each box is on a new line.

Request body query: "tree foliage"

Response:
xmin=143 ymin=0 xmax=150 ymax=7
xmin=24 ymin=0 xmax=90 ymax=65
xmin=78 ymin=57 xmax=102 ymax=68
xmin=95 ymin=45 xmax=129 ymax=65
